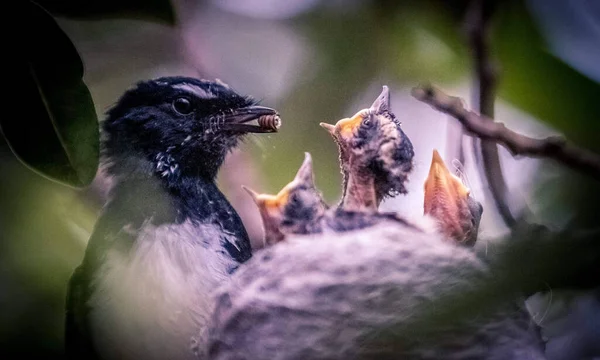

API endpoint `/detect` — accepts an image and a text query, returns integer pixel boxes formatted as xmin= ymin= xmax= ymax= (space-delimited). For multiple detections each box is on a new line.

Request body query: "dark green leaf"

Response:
xmin=1 ymin=1 xmax=99 ymax=187
xmin=493 ymin=1 xmax=600 ymax=152
xmin=33 ymin=0 xmax=176 ymax=25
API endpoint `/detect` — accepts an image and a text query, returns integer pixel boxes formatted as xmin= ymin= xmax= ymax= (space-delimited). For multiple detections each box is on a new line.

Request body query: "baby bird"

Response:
xmin=245 ymin=149 xmax=483 ymax=250
xmin=211 ymin=155 xmax=544 ymax=360
xmin=243 ymin=153 xmax=422 ymax=247
xmin=423 ymin=150 xmax=483 ymax=246
xmin=219 ymin=154 xmax=542 ymax=360
xmin=242 ymin=153 xmax=327 ymax=247
xmin=320 ymin=86 xmax=414 ymax=212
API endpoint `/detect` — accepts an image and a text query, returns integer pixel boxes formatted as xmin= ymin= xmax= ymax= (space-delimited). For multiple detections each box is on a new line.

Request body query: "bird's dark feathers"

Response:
xmin=358 ymin=119 xmax=415 ymax=198
xmin=65 ymin=266 xmax=98 ymax=360
xmin=102 ymin=77 xmax=257 ymax=180
xmin=66 ymin=77 xmax=257 ymax=359
xmin=97 ymin=76 xmax=253 ymax=260
xmin=105 ymin=77 xmax=255 ymax=128
xmin=325 ymin=208 xmax=420 ymax=233
xmin=280 ymin=184 xmax=327 ymax=234
xmin=464 ymin=195 xmax=484 ymax=246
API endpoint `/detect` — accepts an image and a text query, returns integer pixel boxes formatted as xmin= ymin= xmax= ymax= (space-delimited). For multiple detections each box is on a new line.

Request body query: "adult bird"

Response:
xmin=65 ymin=77 xmax=280 ymax=360
xmin=242 ymin=153 xmax=328 ymax=247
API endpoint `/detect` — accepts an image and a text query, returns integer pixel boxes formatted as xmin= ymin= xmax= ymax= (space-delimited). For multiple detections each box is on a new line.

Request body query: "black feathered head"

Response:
xmin=102 ymin=77 xmax=280 ymax=181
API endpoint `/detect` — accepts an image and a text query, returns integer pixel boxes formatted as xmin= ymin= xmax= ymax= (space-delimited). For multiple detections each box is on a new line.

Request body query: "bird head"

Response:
xmin=243 ymin=153 xmax=327 ymax=247
xmin=102 ymin=77 xmax=280 ymax=181
xmin=320 ymin=86 xmax=414 ymax=200
xmin=423 ymin=150 xmax=483 ymax=246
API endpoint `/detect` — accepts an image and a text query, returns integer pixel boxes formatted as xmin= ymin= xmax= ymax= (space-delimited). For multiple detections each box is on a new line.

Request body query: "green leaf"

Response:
xmin=33 ymin=0 xmax=175 ymax=25
xmin=1 ymin=1 xmax=99 ymax=187
xmin=493 ymin=1 xmax=600 ymax=152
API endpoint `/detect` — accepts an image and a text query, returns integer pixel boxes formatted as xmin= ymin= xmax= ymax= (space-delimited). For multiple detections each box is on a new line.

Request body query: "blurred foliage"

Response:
xmin=34 ymin=0 xmax=175 ymax=24
xmin=3 ymin=0 xmax=174 ymax=188
xmin=493 ymin=0 xmax=600 ymax=152
xmin=0 ymin=141 xmax=97 ymax=358
xmin=5 ymin=1 xmax=99 ymax=187
xmin=257 ymin=0 xmax=471 ymax=200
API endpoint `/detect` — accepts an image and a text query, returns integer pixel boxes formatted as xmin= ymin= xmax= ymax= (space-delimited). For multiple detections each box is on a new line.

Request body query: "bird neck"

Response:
xmin=106 ymin=172 xmax=252 ymax=264
xmin=340 ymin=170 xmax=380 ymax=212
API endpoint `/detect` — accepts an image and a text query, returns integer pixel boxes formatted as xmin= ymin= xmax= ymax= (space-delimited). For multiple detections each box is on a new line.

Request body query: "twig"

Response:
xmin=464 ymin=0 xmax=517 ymax=227
xmin=412 ymin=84 xmax=600 ymax=180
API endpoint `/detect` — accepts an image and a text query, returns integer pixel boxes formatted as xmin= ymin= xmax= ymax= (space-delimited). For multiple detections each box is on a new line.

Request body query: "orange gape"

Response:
xmin=259 ymin=187 xmax=291 ymax=217
xmin=242 ymin=184 xmax=292 ymax=247
xmin=423 ymin=150 xmax=472 ymax=243
xmin=336 ymin=110 xmax=370 ymax=139
xmin=243 ymin=153 xmax=325 ymax=248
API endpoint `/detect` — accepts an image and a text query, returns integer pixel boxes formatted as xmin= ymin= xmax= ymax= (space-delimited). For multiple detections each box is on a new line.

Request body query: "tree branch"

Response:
xmin=412 ymin=84 xmax=600 ymax=180
xmin=464 ymin=0 xmax=517 ymax=227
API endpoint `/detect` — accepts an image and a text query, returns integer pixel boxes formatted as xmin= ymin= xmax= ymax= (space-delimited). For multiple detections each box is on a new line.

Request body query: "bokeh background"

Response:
xmin=2 ymin=0 xmax=599 ymax=358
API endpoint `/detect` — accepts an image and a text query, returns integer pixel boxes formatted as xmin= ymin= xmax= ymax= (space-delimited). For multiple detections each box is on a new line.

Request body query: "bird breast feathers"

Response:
xmin=88 ymin=220 xmax=235 ymax=360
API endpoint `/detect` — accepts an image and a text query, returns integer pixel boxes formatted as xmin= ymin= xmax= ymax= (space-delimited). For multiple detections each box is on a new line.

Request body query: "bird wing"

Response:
xmin=64 ymin=195 xmax=156 ymax=360
xmin=64 ymin=208 xmax=124 ymax=360
xmin=65 ymin=264 xmax=99 ymax=360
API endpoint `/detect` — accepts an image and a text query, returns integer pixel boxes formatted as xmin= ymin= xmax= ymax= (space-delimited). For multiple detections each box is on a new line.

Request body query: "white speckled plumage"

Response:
xmin=89 ymin=221 xmax=238 ymax=360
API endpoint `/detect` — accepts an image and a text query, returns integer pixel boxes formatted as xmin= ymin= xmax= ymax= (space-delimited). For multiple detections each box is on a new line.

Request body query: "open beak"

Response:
xmin=322 ymin=109 xmax=367 ymax=140
xmin=222 ymin=105 xmax=281 ymax=133
xmin=242 ymin=185 xmax=287 ymax=247
xmin=242 ymin=185 xmax=290 ymax=217
xmin=424 ymin=150 xmax=470 ymax=214
xmin=335 ymin=111 xmax=366 ymax=138
xmin=370 ymin=85 xmax=390 ymax=114
xmin=424 ymin=150 xmax=474 ymax=242
xmin=319 ymin=122 xmax=336 ymax=136
xmin=294 ymin=153 xmax=315 ymax=187
xmin=319 ymin=86 xmax=390 ymax=139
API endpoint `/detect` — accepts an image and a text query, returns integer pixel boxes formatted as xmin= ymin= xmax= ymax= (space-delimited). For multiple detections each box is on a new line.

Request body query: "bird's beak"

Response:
xmin=370 ymin=85 xmax=390 ymax=115
xmin=293 ymin=153 xmax=315 ymax=187
xmin=242 ymin=185 xmax=289 ymax=217
xmin=241 ymin=185 xmax=261 ymax=203
xmin=331 ymin=111 xmax=365 ymax=139
xmin=222 ymin=105 xmax=281 ymax=133
xmin=319 ymin=122 xmax=336 ymax=137
xmin=424 ymin=150 xmax=470 ymax=210
xmin=423 ymin=150 xmax=471 ymax=239
xmin=242 ymin=185 xmax=286 ymax=246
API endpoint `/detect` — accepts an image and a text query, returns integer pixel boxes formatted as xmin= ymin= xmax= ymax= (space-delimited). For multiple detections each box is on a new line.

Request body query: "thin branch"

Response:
xmin=464 ymin=0 xmax=517 ymax=227
xmin=412 ymin=84 xmax=600 ymax=181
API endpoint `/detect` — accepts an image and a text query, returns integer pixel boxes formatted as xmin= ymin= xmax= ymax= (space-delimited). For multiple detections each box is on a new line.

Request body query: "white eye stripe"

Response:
xmin=173 ymin=83 xmax=218 ymax=100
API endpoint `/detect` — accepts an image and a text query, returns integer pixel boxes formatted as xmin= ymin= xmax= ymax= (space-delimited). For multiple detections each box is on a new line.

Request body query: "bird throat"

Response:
xmin=107 ymin=162 xmax=252 ymax=265
xmin=341 ymin=170 xmax=380 ymax=212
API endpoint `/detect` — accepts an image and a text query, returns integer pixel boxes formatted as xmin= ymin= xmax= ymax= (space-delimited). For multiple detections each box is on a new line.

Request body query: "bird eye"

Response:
xmin=173 ymin=97 xmax=193 ymax=115
xmin=289 ymin=193 xmax=300 ymax=204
